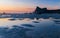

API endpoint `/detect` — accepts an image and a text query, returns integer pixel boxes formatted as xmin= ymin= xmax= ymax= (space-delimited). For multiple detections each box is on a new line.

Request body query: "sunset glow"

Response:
xmin=0 ymin=0 xmax=60 ymax=13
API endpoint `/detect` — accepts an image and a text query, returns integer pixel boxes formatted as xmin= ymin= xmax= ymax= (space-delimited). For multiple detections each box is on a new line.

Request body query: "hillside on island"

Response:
xmin=33 ymin=6 xmax=60 ymax=14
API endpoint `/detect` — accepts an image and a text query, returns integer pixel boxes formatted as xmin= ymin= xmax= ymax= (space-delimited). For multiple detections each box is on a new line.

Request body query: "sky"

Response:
xmin=0 ymin=0 xmax=60 ymax=13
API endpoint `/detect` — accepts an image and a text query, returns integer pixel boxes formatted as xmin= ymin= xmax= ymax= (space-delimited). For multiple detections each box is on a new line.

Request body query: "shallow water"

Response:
xmin=0 ymin=18 xmax=53 ymax=26
xmin=0 ymin=18 xmax=60 ymax=27
xmin=0 ymin=18 xmax=60 ymax=38
xmin=0 ymin=18 xmax=33 ymax=27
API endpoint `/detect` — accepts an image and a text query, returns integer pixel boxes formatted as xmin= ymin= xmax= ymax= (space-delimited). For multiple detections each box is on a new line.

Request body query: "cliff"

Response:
xmin=33 ymin=6 xmax=60 ymax=14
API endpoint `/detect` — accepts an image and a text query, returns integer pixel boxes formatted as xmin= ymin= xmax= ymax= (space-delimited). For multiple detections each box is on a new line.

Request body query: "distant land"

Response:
xmin=0 ymin=6 xmax=60 ymax=19
xmin=33 ymin=6 xmax=60 ymax=14
xmin=0 ymin=6 xmax=60 ymax=14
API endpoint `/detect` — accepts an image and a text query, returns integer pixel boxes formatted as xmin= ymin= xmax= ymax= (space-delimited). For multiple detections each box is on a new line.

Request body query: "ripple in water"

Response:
xmin=0 ymin=18 xmax=59 ymax=38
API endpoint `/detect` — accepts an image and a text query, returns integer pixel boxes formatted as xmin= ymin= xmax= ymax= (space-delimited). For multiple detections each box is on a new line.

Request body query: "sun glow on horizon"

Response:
xmin=0 ymin=0 xmax=35 ymax=13
xmin=0 ymin=0 xmax=60 ymax=13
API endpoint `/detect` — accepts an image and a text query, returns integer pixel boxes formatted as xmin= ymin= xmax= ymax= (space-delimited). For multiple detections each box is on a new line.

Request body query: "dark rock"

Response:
xmin=22 ymin=24 xmax=35 ymax=27
xmin=33 ymin=6 xmax=60 ymax=14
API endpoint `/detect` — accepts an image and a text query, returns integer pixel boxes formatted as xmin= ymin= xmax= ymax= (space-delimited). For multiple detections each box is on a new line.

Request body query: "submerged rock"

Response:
xmin=22 ymin=24 xmax=35 ymax=27
xmin=8 ymin=18 xmax=16 ymax=21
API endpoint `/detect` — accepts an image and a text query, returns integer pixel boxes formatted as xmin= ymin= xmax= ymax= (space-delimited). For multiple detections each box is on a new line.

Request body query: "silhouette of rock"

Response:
xmin=33 ymin=6 xmax=42 ymax=14
xmin=33 ymin=6 xmax=60 ymax=14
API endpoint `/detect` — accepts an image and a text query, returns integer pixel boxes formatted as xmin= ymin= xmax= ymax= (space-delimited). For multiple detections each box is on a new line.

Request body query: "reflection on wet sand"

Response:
xmin=0 ymin=18 xmax=59 ymax=38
